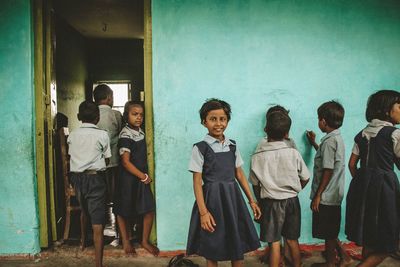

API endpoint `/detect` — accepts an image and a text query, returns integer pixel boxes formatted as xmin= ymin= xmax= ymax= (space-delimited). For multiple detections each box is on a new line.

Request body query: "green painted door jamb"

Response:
xmin=144 ymin=0 xmax=157 ymax=244
xmin=33 ymin=0 xmax=49 ymax=248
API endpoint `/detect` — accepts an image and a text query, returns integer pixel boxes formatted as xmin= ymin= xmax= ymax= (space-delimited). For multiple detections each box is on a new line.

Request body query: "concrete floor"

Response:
xmin=1 ymin=245 xmax=400 ymax=267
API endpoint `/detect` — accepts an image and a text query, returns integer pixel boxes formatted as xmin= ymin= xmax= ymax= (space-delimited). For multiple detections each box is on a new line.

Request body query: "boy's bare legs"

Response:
xmin=335 ymin=239 xmax=353 ymax=267
xmin=231 ymin=260 xmax=243 ymax=267
xmin=116 ymin=215 xmax=135 ymax=254
xmin=283 ymin=238 xmax=293 ymax=264
xmin=259 ymin=247 xmax=269 ymax=263
xmin=357 ymin=252 xmax=388 ymax=267
xmin=362 ymin=247 xmax=373 ymax=259
xmin=92 ymin=224 xmax=105 ymax=267
xmin=80 ymin=212 xmax=87 ymax=251
xmin=141 ymin=211 xmax=159 ymax=256
xmin=286 ymin=239 xmax=302 ymax=267
xmin=325 ymin=239 xmax=337 ymax=267
xmin=207 ymin=260 xmax=218 ymax=267
xmin=270 ymin=241 xmax=281 ymax=267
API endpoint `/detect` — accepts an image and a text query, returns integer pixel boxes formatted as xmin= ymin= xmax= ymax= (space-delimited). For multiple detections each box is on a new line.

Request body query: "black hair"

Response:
xmin=265 ymin=112 xmax=291 ymax=140
xmin=317 ymin=100 xmax=345 ymax=129
xmin=266 ymin=105 xmax=289 ymax=118
xmin=123 ymin=101 xmax=144 ymax=122
xmin=264 ymin=105 xmax=290 ymax=133
xmin=77 ymin=101 xmax=99 ymax=123
xmin=56 ymin=112 xmax=68 ymax=129
xmin=365 ymin=90 xmax=400 ymax=122
xmin=199 ymin=98 xmax=231 ymax=123
xmin=93 ymin=84 xmax=113 ymax=103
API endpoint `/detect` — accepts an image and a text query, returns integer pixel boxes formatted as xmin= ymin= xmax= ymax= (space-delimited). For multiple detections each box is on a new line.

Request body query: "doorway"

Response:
xmin=35 ymin=0 xmax=155 ymax=248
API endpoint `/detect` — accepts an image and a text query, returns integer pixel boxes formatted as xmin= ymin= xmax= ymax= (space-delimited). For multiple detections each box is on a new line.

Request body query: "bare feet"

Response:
xmin=122 ymin=242 xmax=136 ymax=255
xmin=311 ymin=262 xmax=336 ymax=267
xmin=80 ymin=239 xmax=86 ymax=251
xmin=338 ymin=257 xmax=354 ymax=267
xmin=259 ymin=253 xmax=269 ymax=263
xmin=141 ymin=241 xmax=160 ymax=256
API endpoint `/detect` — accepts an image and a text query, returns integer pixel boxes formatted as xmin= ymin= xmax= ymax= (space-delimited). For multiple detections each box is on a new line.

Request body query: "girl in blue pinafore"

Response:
xmin=187 ymin=98 xmax=261 ymax=267
xmin=346 ymin=90 xmax=400 ymax=266
xmin=113 ymin=101 xmax=159 ymax=256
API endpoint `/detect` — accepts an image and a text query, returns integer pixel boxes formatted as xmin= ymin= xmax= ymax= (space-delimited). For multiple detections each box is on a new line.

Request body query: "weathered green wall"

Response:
xmin=0 ymin=0 xmax=40 ymax=254
xmin=152 ymin=0 xmax=400 ymax=250
xmin=56 ymin=18 xmax=89 ymax=131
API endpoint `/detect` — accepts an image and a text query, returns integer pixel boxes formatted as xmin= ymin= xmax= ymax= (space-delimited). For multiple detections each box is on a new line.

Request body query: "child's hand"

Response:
xmin=250 ymin=202 xmax=262 ymax=220
xmin=306 ymin=130 xmax=316 ymax=144
xmin=144 ymin=175 xmax=152 ymax=184
xmin=311 ymin=195 xmax=321 ymax=212
xmin=200 ymin=211 xmax=216 ymax=233
xmin=140 ymin=173 xmax=152 ymax=184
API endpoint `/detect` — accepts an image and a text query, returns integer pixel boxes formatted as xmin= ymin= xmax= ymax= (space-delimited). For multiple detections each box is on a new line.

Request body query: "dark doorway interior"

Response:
xmin=53 ymin=0 xmax=145 ymax=244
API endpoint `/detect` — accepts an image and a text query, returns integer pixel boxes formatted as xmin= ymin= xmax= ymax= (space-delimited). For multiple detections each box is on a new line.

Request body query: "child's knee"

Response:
xmin=285 ymin=239 xmax=299 ymax=246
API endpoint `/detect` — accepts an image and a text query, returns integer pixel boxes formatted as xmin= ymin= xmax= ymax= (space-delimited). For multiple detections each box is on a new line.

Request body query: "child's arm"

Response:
xmin=249 ymin=169 xmax=262 ymax=203
xmin=192 ymin=172 xmax=216 ymax=233
xmin=235 ymin=167 xmax=262 ymax=219
xmin=306 ymin=130 xmax=319 ymax=151
xmin=252 ymin=185 xmax=261 ymax=204
xmin=311 ymin=169 xmax=333 ymax=212
xmin=297 ymin=152 xmax=310 ymax=189
xmin=348 ymin=153 xmax=359 ymax=179
xmin=121 ymin=152 xmax=152 ymax=184
xmin=300 ymin=179 xmax=309 ymax=189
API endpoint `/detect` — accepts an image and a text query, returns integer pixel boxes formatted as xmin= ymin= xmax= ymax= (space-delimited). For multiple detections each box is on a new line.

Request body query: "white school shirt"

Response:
xmin=249 ymin=138 xmax=310 ymax=200
xmin=188 ymin=135 xmax=244 ymax=173
xmin=310 ymin=129 xmax=346 ymax=206
xmin=68 ymin=123 xmax=111 ymax=172
xmin=97 ymin=105 xmax=123 ymax=167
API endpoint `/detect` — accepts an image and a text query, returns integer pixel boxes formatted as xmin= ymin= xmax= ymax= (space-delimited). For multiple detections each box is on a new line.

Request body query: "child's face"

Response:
xmin=390 ymin=103 xmax=400 ymax=124
xmin=318 ymin=117 xmax=328 ymax=133
xmin=203 ymin=109 xmax=228 ymax=141
xmin=127 ymin=106 xmax=143 ymax=129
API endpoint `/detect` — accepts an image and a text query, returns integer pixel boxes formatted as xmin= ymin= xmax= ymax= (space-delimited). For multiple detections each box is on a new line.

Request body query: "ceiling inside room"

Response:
xmin=54 ymin=0 xmax=144 ymax=39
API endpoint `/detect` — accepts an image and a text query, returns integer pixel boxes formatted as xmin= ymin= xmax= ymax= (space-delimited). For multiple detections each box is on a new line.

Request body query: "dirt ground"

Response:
xmin=1 ymin=244 xmax=400 ymax=267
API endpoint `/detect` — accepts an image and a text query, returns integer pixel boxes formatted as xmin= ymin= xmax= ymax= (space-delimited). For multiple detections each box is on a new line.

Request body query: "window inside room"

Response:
xmin=93 ymin=82 xmax=130 ymax=114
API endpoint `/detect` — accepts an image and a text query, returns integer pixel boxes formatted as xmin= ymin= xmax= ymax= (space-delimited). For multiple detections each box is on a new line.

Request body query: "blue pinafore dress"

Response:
xmin=186 ymin=141 xmax=260 ymax=261
xmin=113 ymin=127 xmax=155 ymax=218
xmin=345 ymin=126 xmax=400 ymax=252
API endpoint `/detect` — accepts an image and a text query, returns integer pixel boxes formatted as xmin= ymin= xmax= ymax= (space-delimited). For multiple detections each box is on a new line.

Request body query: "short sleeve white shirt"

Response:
xmin=68 ymin=123 xmax=111 ymax=172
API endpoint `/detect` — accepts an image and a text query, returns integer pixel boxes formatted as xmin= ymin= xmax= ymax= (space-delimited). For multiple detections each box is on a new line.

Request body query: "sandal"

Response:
xmin=167 ymin=253 xmax=199 ymax=267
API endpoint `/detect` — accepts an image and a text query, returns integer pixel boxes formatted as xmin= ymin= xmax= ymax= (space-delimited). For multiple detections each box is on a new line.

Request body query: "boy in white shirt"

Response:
xmin=250 ymin=111 xmax=310 ymax=267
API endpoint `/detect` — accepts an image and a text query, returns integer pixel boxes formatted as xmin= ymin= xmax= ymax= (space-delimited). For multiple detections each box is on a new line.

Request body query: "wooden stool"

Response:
xmin=59 ymin=127 xmax=83 ymax=242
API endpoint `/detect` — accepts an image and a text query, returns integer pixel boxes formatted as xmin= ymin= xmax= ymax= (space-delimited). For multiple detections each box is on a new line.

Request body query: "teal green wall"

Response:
xmin=0 ymin=1 xmax=40 ymax=254
xmin=152 ymin=0 xmax=400 ymax=250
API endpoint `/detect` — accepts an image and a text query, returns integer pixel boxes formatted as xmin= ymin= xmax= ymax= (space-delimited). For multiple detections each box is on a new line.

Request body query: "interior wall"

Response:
xmin=0 ymin=0 xmax=40 ymax=254
xmin=87 ymin=39 xmax=144 ymax=101
xmin=56 ymin=18 xmax=89 ymax=131
xmin=152 ymin=0 xmax=400 ymax=250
